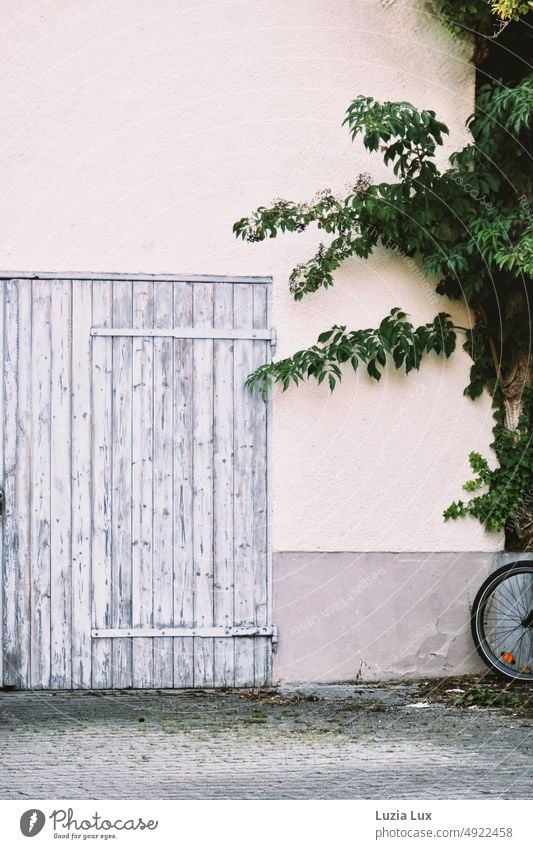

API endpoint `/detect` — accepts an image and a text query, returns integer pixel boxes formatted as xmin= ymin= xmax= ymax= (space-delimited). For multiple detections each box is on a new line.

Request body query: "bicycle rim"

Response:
xmin=472 ymin=566 xmax=533 ymax=682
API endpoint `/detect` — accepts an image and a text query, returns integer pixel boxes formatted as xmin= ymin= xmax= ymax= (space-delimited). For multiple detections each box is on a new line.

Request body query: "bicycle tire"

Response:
xmin=471 ymin=562 xmax=533 ymax=683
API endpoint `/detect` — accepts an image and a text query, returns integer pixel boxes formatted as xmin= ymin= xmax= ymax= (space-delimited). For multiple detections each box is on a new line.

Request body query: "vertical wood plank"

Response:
xmin=192 ymin=282 xmax=215 ymax=687
xmin=3 ymin=280 xmax=31 ymax=687
xmin=131 ymin=281 xmax=154 ymax=687
xmin=1 ymin=280 xmax=12 ymax=686
xmin=50 ymin=279 xmax=72 ymax=688
xmin=30 ymin=280 xmax=52 ymax=689
xmin=0 ymin=282 xmax=3 ymax=685
xmin=213 ymin=284 xmax=235 ymax=687
xmin=252 ymin=284 xmax=270 ymax=686
xmin=173 ymin=282 xmax=194 ymax=687
xmin=233 ymin=284 xmax=255 ymax=686
xmin=264 ymin=283 xmax=274 ymax=688
xmin=71 ymin=279 xmax=93 ymax=689
xmin=91 ymin=281 xmax=113 ymax=688
xmin=111 ymin=280 xmax=133 ymax=688
xmin=17 ymin=282 xmax=32 ymax=690
xmin=2 ymin=281 xmax=17 ymax=687
xmin=153 ymin=282 xmax=174 ymax=687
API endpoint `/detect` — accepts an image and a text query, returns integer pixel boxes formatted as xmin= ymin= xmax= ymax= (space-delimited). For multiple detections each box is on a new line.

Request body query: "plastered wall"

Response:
xmin=272 ymin=552 xmax=498 ymax=682
xmin=0 ymin=0 xmax=501 ymax=553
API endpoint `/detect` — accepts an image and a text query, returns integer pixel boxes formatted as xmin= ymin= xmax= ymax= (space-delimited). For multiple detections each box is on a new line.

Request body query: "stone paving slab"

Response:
xmin=0 ymin=686 xmax=531 ymax=799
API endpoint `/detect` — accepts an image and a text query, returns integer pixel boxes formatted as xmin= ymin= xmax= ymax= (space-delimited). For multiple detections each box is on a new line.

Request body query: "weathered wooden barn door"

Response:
xmin=0 ymin=274 xmax=274 ymax=689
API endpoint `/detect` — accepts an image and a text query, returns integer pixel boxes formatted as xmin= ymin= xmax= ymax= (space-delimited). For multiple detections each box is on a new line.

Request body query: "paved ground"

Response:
xmin=0 ymin=683 xmax=531 ymax=799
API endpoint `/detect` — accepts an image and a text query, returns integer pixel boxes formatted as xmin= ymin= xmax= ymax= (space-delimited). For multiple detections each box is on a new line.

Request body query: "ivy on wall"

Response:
xmin=234 ymin=2 xmax=533 ymax=549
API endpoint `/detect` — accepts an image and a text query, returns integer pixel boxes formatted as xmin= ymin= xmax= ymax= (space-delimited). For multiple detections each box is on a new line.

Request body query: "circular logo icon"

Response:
xmin=20 ymin=810 xmax=46 ymax=837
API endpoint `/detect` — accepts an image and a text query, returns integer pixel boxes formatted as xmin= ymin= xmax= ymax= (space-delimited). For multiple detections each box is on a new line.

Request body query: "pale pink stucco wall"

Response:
xmin=272 ymin=551 xmax=498 ymax=682
xmin=0 ymin=0 xmax=500 ymax=552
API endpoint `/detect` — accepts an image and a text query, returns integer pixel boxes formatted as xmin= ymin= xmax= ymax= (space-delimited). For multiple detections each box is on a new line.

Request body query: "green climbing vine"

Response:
xmin=246 ymin=310 xmax=457 ymax=398
xmin=234 ymin=3 xmax=533 ymax=548
xmin=444 ymin=391 xmax=533 ymax=534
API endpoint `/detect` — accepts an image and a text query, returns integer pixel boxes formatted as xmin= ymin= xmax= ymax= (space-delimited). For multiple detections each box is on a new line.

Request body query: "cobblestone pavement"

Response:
xmin=0 ymin=684 xmax=531 ymax=799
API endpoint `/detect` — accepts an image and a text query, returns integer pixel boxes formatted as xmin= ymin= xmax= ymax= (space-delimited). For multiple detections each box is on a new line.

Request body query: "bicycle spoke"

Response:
xmin=485 ymin=624 xmax=522 ymax=642
xmin=488 ymin=627 xmax=524 ymax=651
xmin=508 ymin=574 xmax=530 ymax=619
xmin=489 ymin=586 xmax=525 ymax=617
xmin=473 ymin=566 xmax=533 ymax=681
xmin=495 ymin=581 xmax=527 ymax=619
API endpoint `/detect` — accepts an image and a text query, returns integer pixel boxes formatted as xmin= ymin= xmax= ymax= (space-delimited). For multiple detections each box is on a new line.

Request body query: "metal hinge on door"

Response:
xmin=0 ymin=488 xmax=5 ymax=517
xmin=270 ymin=327 xmax=277 ymax=357
xmin=271 ymin=624 xmax=279 ymax=653
xmin=91 ymin=625 xmax=279 ymax=640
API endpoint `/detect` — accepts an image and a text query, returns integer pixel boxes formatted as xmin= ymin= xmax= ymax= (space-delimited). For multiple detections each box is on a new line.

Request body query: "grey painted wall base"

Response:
xmin=271 ymin=551 xmax=518 ymax=683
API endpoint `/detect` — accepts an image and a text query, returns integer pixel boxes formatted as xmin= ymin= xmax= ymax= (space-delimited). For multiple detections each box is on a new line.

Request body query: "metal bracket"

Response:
xmin=90 ymin=327 xmax=273 ymax=341
xmin=271 ymin=624 xmax=279 ymax=653
xmin=92 ymin=625 xmax=278 ymax=639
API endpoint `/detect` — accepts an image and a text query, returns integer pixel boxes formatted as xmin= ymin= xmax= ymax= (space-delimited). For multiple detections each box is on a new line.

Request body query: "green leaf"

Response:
xmin=367 ymin=360 xmax=381 ymax=381
xmin=376 ymin=348 xmax=387 ymax=367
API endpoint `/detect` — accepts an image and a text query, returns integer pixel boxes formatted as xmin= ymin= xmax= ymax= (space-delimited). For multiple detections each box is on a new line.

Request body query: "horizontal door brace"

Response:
xmin=91 ymin=327 xmax=273 ymax=341
xmin=0 ymin=271 xmax=272 ymax=284
xmin=92 ymin=625 xmax=278 ymax=640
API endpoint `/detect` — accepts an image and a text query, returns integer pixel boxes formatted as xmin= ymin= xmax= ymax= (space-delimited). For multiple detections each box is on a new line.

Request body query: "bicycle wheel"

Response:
xmin=471 ymin=563 xmax=533 ymax=683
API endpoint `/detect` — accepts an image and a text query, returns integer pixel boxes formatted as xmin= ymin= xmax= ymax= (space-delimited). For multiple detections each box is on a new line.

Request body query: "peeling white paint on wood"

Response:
xmin=252 ymin=284 xmax=270 ymax=687
xmin=1 ymin=276 xmax=271 ymax=689
xmin=31 ymin=281 xmax=52 ymax=689
xmin=111 ymin=280 xmax=134 ymax=688
xmin=173 ymin=281 xmax=195 ymax=687
xmin=0 ymin=283 xmax=3 ymax=686
xmin=233 ymin=284 xmax=256 ymax=687
xmin=91 ymin=280 xmax=113 ymax=688
xmin=50 ymin=279 xmax=72 ymax=688
xmin=192 ymin=282 xmax=215 ymax=687
xmin=152 ymin=281 xmax=174 ymax=688
xmin=71 ymin=279 xmax=92 ymax=689
xmin=3 ymin=281 xmax=31 ymax=687
xmin=17 ymin=283 xmax=32 ymax=689
xmin=2 ymin=282 xmax=16 ymax=687
xmin=132 ymin=281 xmax=154 ymax=687
xmin=213 ymin=282 xmax=235 ymax=687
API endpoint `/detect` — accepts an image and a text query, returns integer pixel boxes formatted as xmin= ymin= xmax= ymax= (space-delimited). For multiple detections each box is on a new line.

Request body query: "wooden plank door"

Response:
xmin=89 ymin=278 xmax=275 ymax=688
xmin=1 ymin=274 xmax=274 ymax=690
